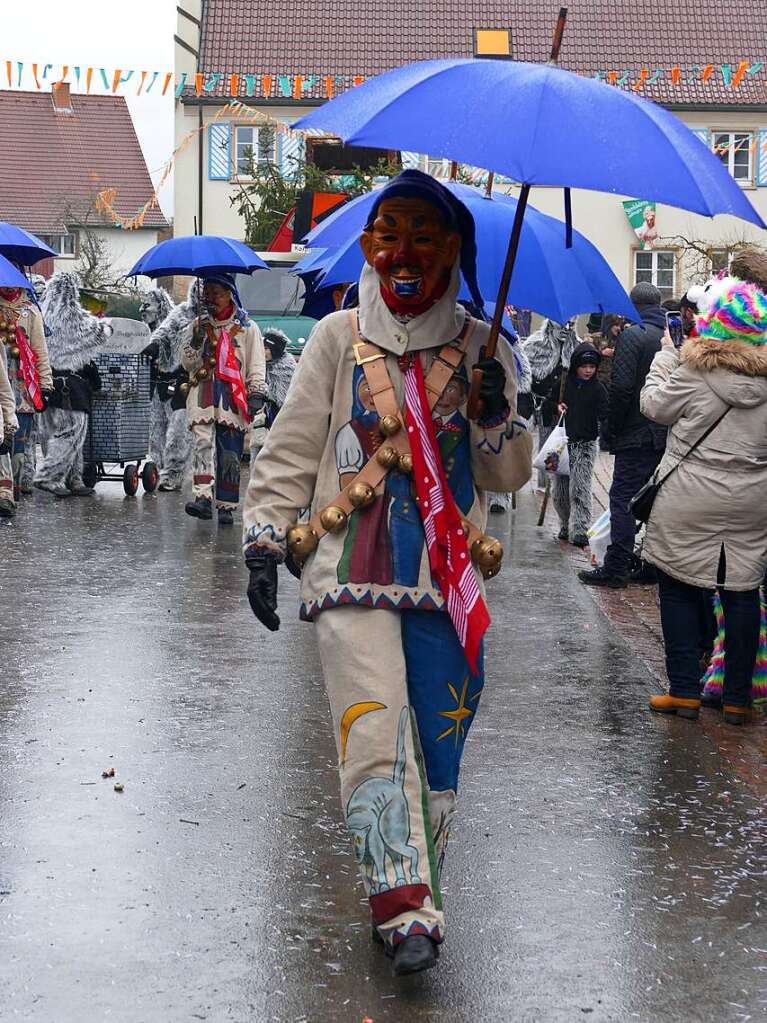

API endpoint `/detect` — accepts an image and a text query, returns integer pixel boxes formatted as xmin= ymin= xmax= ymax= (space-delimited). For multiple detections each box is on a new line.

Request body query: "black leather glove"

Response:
xmin=247 ymin=393 xmax=265 ymax=416
xmin=473 ymin=345 xmax=509 ymax=420
xmin=246 ymin=552 xmax=280 ymax=631
xmin=39 ymin=390 xmax=54 ymax=411
xmin=0 ymin=438 xmax=11 ymax=456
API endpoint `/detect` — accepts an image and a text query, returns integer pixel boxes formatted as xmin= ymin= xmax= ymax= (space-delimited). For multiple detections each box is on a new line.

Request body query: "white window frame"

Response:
xmin=712 ymin=130 xmax=754 ymax=187
xmin=419 ymin=155 xmax=450 ymax=178
xmin=633 ymin=247 xmax=677 ymax=300
xmin=709 ymin=248 xmax=733 ymax=275
xmin=39 ymin=232 xmax=77 ymax=258
xmin=234 ymin=125 xmax=277 ymax=178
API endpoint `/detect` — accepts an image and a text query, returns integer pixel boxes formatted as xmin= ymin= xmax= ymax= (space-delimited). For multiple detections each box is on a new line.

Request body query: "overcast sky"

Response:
xmin=2 ymin=0 xmax=176 ymax=217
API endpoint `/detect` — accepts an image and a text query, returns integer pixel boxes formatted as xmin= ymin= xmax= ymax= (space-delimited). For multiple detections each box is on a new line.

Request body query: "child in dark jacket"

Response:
xmin=553 ymin=342 xmax=608 ymax=547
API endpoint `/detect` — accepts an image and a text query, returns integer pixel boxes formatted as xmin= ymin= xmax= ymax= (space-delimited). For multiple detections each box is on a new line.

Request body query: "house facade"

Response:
xmin=174 ymin=0 xmax=767 ymax=303
xmin=0 ymin=87 xmax=167 ymax=279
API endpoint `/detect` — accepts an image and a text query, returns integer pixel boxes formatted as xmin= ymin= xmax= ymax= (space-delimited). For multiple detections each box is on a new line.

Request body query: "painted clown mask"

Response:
xmin=360 ymin=197 xmax=461 ymax=314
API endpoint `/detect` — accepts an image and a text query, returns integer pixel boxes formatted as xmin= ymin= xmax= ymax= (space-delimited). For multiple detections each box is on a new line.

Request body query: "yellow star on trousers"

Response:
xmin=436 ymin=676 xmax=481 ymax=747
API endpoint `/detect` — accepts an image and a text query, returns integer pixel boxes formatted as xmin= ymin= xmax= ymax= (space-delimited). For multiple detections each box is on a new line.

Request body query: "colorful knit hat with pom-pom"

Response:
xmin=696 ymin=279 xmax=767 ymax=346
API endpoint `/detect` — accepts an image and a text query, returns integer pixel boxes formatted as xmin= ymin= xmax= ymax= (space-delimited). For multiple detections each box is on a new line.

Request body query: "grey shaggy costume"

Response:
xmin=487 ymin=338 xmax=532 ymax=512
xmin=144 ymin=284 xmax=196 ymax=489
xmin=522 ymin=319 xmax=582 ymax=488
xmin=249 ymin=329 xmax=297 ymax=462
xmin=34 ymin=273 xmax=110 ymax=493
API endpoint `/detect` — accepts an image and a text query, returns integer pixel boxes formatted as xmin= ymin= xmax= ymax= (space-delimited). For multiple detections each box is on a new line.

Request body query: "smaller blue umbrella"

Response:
xmin=128 ymin=235 xmax=268 ymax=278
xmin=0 ymin=223 xmax=55 ymax=267
xmin=295 ymin=184 xmax=638 ymax=323
xmin=0 ymin=252 xmax=38 ymax=290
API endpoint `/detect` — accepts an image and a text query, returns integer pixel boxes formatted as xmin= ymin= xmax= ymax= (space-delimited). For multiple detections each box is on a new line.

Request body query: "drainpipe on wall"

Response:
xmin=197 ymin=105 xmax=204 ymax=234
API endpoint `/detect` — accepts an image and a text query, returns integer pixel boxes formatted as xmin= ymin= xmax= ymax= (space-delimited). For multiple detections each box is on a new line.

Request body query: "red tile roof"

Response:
xmin=195 ymin=0 xmax=767 ymax=107
xmin=0 ymin=90 xmax=168 ymax=234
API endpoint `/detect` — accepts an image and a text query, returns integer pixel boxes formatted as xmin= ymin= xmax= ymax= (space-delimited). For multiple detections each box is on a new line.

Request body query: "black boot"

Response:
xmin=218 ymin=507 xmax=234 ymax=526
xmin=571 ymin=533 xmax=590 ymax=549
xmin=557 ymin=525 xmax=569 ymax=542
xmin=578 ymin=566 xmax=627 ymax=589
xmin=391 ymin=935 xmax=439 ymax=976
xmin=185 ymin=496 xmax=213 ymax=520
xmin=0 ymin=497 xmax=15 ymax=519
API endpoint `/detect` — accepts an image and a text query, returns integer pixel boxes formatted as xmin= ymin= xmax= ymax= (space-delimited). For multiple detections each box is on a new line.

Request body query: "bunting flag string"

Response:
xmin=1 ymin=59 xmax=765 ymax=98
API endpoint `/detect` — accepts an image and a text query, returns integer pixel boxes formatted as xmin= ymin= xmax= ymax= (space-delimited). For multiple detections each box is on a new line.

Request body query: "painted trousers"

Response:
xmin=191 ymin=421 xmax=244 ymax=509
xmin=552 ymin=439 xmax=597 ymax=539
xmin=34 ymin=408 xmax=88 ymax=488
xmin=11 ymin=412 xmax=35 ymax=493
xmin=315 ymin=605 xmax=484 ymax=949
xmin=149 ymin=394 xmax=193 ymax=488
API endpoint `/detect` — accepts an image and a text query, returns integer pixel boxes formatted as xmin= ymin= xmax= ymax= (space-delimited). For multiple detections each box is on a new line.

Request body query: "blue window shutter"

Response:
xmin=208 ymin=122 xmax=231 ymax=180
xmin=279 ymin=130 xmax=304 ymax=179
xmin=691 ymin=127 xmax=710 ymax=147
xmin=400 ymin=151 xmax=421 ymax=170
xmin=757 ymin=129 xmax=767 ymax=186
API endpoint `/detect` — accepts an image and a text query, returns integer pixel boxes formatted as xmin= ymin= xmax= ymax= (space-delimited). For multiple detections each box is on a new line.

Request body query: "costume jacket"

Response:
xmin=181 ymin=311 xmax=266 ymax=431
xmin=243 ymin=266 xmax=533 ymax=620
xmin=0 ymin=347 xmax=18 ymax=438
xmin=0 ymin=294 xmax=52 ymax=413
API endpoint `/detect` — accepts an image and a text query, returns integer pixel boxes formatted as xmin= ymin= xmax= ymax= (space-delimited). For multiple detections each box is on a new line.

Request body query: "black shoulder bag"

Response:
xmin=630 ymin=407 xmax=731 ymax=525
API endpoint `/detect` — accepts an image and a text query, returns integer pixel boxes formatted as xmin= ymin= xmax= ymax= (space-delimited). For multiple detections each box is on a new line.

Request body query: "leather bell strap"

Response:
xmin=306 ymin=312 xmax=480 ymax=545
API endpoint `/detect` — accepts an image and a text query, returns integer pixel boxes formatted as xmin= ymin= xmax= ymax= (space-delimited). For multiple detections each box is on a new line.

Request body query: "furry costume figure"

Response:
xmin=141 ymin=286 xmax=193 ymax=491
xmin=249 ymin=328 xmax=297 ymax=463
xmin=522 ymin=318 xmax=581 ymax=487
xmin=34 ymin=272 xmax=109 ymax=496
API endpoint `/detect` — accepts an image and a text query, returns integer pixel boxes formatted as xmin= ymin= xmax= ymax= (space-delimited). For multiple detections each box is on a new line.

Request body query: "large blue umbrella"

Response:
xmin=296 ymin=58 xmax=763 ymax=226
xmin=295 ymin=184 xmax=639 ymax=323
xmin=128 ymin=235 xmax=268 ymax=278
xmin=0 ymin=223 xmax=56 ymax=267
xmin=0 ymin=252 xmax=38 ymax=290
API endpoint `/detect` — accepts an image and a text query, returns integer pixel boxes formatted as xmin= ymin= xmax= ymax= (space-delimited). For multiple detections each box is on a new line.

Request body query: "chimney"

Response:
xmin=51 ymin=82 xmax=73 ymax=114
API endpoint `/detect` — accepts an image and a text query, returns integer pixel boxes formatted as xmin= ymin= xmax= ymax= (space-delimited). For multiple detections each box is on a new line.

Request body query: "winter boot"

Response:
xmin=391 ymin=935 xmax=440 ymax=976
xmin=722 ymin=705 xmax=750 ymax=726
xmin=0 ymin=497 xmax=15 ymax=519
xmin=35 ymin=480 xmax=72 ymax=498
xmin=68 ymin=477 xmax=95 ymax=497
xmin=218 ymin=507 xmax=234 ymax=526
xmin=578 ymin=566 xmax=627 ymax=589
xmin=557 ymin=525 xmax=569 ymax=542
xmin=158 ymin=475 xmax=182 ymax=492
xmin=571 ymin=533 xmax=590 ymax=548
xmin=700 ymin=692 xmax=723 ymax=709
xmin=185 ymin=496 xmax=213 ymax=520
xmin=649 ymin=694 xmax=701 ymax=720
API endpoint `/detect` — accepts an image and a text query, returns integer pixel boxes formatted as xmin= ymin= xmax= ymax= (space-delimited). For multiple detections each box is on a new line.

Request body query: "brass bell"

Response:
xmin=10 ymin=346 xmax=19 ymax=359
xmin=471 ymin=535 xmax=504 ymax=578
xmin=207 ymin=355 xmax=217 ymax=368
xmin=348 ymin=481 xmax=376 ymax=509
xmin=398 ymin=453 xmax=413 ymax=475
xmin=197 ymin=367 xmax=209 ymax=380
xmin=376 ymin=445 xmax=400 ymax=470
xmin=319 ymin=505 xmax=348 ymax=534
xmin=287 ymin=523 xmax=319 ymax=561
xmin=379 ymin=414 xmax=401 ymax=437
xmin=179 ymin=382 xmax=190 ymax=396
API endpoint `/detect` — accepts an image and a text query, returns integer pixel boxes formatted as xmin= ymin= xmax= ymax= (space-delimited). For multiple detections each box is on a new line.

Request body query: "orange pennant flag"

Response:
xmin=57 ymin=64 xmax=69 ymax=84
xmin=261 ymin=74 xmax=272 ymax=96
xmin=229 ymin=73 xmax=239 ymax=96
xmin=112 ymin=68 xmax=122 ymax=92
xmin=137 ymin=70 xmax=147 ymax=95
xmin=324 ymin=74 xmax=334 ymax=99
xmin=606 ymin=70 xmax=618 ymax=85
xmin=32 ymin=62 xmax=41 ymax=89
xmin=292 ymin=74 xmax=303 ymax=99
xmin=352 ymin=75 xmax=364 ymax=87
xmin=85 ymin=67 xmax=93 ymax=93
xmin=5 ymin=61 xmax=11 ymax=87
xmin=195 ymin=72 xmax=203 ymax=96
xmin=671 ymin=66 xmax=681 ymax=85
xmin=731 ymin=60 xmax=749 ymax=88
xmin=632 ymin=67 xmax=649 ymax=91
xmin=701 ymin=64 xmax=715 ymax=82
xmin=161 ymin=72 xmax=173 ymax=96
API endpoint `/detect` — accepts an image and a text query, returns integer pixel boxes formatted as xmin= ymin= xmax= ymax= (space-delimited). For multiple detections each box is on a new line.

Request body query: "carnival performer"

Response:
xmin=180 ymin=274 xmax=266 ymax=525
xmin=140 ymin=285 xmax=194 ymax=492
xmin=0 ymin=281 xmax=53 ymax=504
xmin=34 ymin=273 xmax=109 ymax=497
xmin=249 ymin=328 xmax=297 ymax=466
xmin=242 ymin=170 xmax=532 ymax=976
xmin=0 ymin=346 xmax=18 ymax=518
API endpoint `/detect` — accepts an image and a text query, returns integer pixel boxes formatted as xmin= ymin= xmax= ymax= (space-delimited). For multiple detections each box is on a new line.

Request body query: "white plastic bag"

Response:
xmin=587 ymin=509 xmax=611 ymax=566
xmin=532 ymin=415 xmax=570 ymax=476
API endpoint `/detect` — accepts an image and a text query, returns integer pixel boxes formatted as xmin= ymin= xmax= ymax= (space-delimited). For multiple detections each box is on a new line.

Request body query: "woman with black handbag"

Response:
xmin=638 ymin=272 xmax=767 ymax=726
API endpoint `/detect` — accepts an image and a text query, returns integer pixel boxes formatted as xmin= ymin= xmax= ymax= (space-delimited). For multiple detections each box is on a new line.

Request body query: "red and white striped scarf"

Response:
xmin=215 ymin=327 xmax=250 ymax=420
xmin=403 ymin=352 xmax=490 ymax=673
xmin=15 ymin=325 xmax=43 ymax=411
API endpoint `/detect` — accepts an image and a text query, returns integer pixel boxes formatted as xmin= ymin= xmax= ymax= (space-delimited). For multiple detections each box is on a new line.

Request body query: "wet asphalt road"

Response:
xmin=1 ymin=484 xmax=765 ymax=1023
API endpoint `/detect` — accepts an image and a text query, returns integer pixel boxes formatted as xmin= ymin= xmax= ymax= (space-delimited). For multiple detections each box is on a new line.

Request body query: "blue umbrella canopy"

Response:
xmin=128 ymin=235 xmax=268 ymax=278
xmin=0 ymin=252 xmax=38 ymax=290
xmin=0 ymin=223 xmax=56 ymax=267
xmin=294 ymin=184 xmax=639 ymax=323
xmin=296 ymin=59 xmax=764 ymax=227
